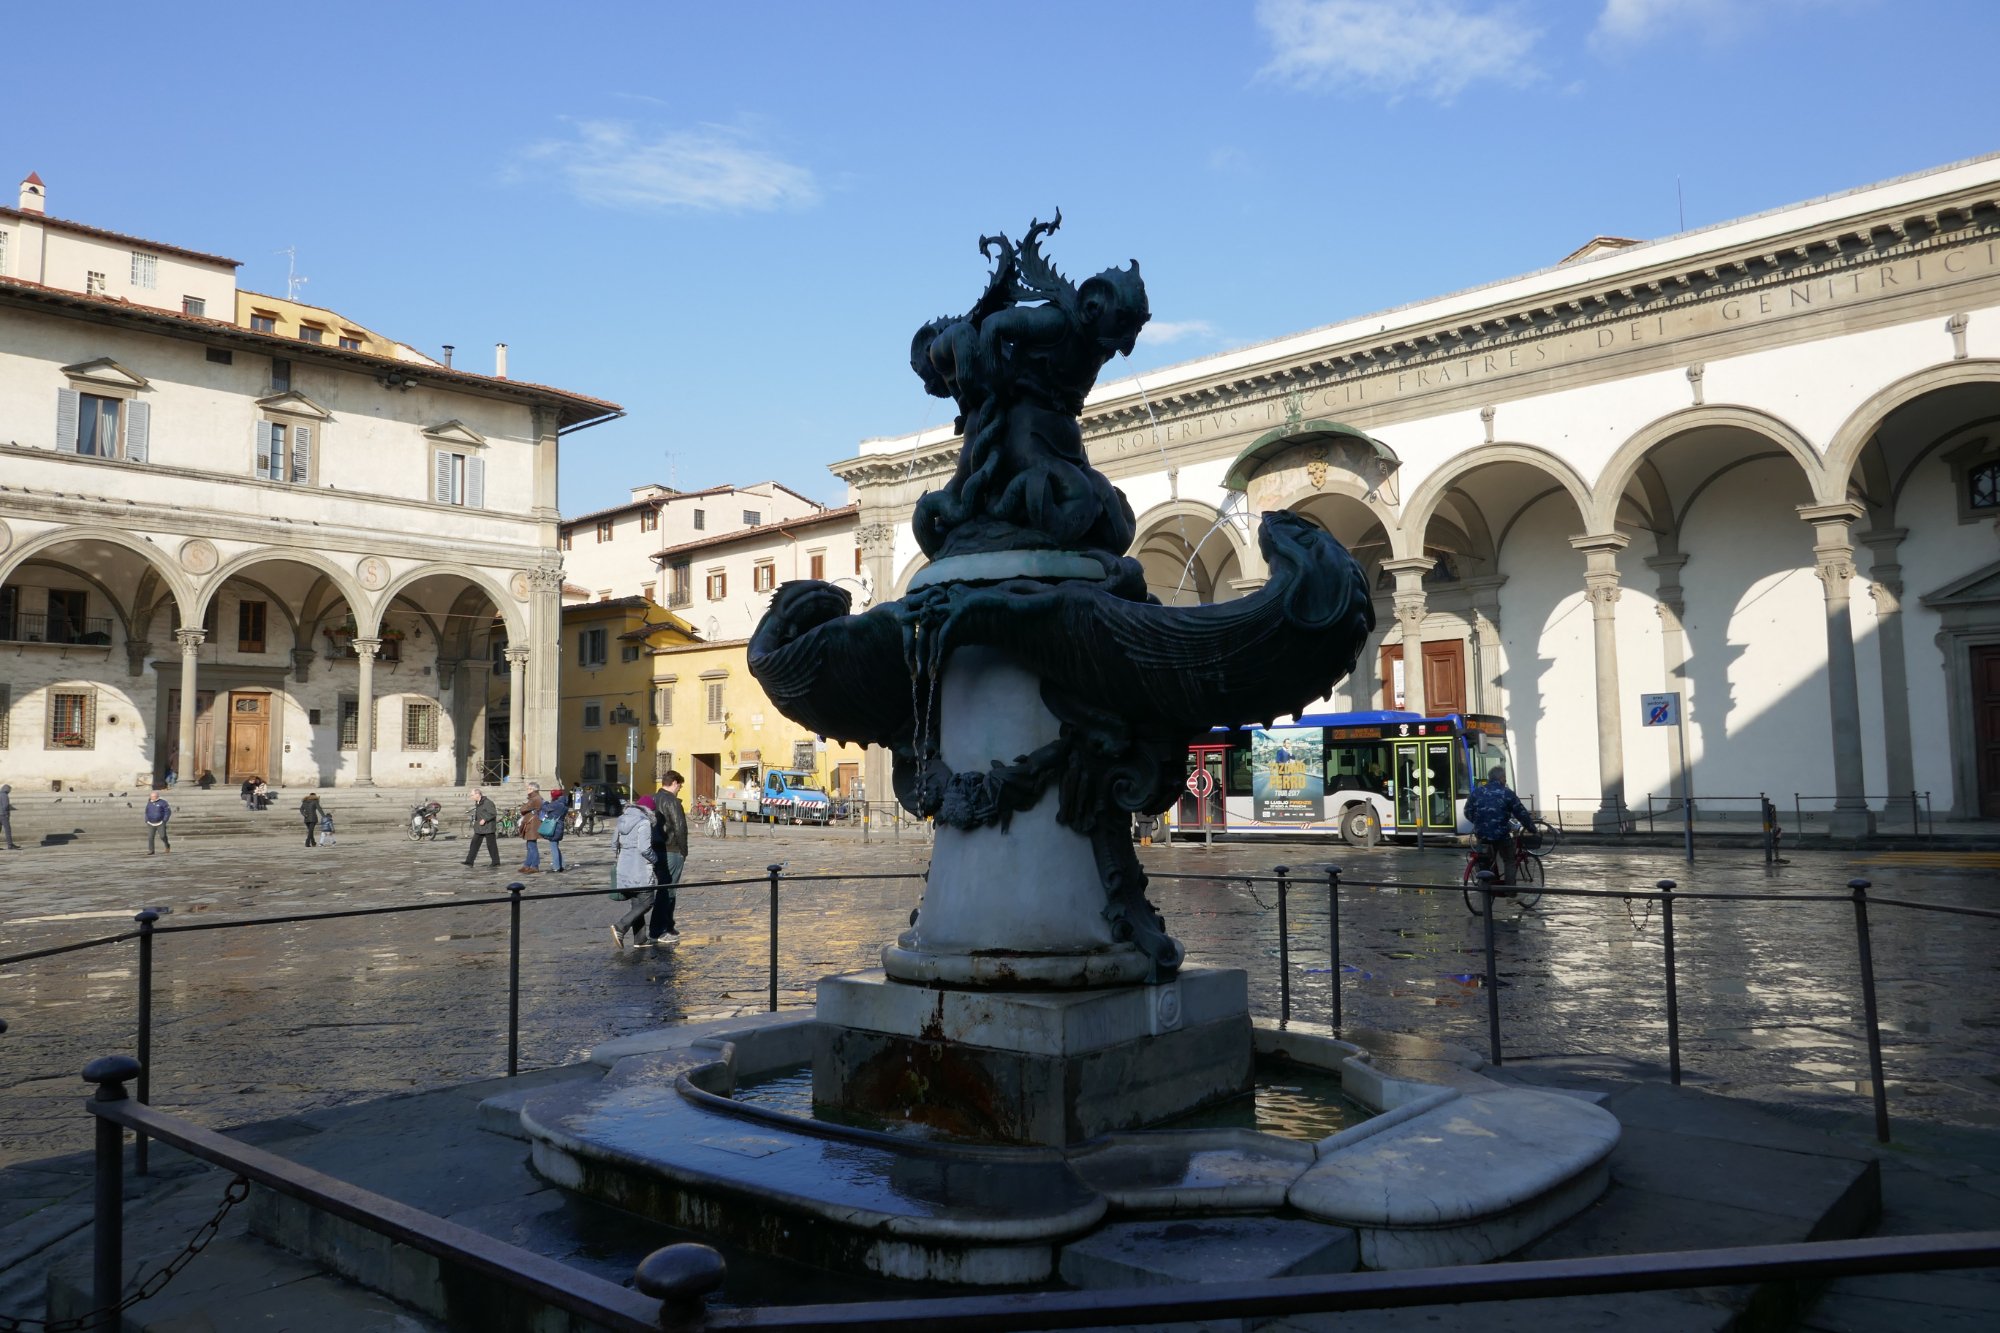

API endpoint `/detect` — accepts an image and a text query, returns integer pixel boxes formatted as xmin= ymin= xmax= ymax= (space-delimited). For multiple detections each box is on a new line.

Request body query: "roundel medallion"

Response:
xmin=356 ymin=556 xmax=391 ymax=591
xmin=510 ymin=571 xmax=532 ymax=602
xmin=178 ymin=538 xmax=219 ymax=574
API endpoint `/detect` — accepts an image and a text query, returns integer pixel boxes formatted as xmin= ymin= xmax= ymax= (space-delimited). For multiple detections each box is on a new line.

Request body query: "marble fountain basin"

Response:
xmin=506 ymin=1010 xmax=1619 ymax=1288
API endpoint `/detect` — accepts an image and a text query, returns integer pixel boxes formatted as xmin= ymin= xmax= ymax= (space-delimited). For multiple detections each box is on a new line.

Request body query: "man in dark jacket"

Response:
xmin=0 ymin=783 xmax=17 ymax=850
xmin=647 ymin=772 xmax=690 ymax=944
xmin=144 ymin=791 xmax=172 ymax=855
xmin=463 ymin=789 xmax=500 ymax=868
xmin=300 ymin=792 xmax=323 ymax=849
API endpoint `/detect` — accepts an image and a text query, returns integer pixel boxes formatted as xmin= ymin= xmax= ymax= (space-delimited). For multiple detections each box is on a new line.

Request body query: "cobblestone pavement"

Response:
xmin=1 ymin=823 xmax=1995 ymax=1167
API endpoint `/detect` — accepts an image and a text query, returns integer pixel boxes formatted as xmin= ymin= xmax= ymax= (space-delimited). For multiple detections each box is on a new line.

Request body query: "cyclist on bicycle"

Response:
xmin=1464 ymin=766 xmax=1533 ymax=886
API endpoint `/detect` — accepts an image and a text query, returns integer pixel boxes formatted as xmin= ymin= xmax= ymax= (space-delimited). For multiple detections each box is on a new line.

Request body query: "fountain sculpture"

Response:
xmin=747 ymin=215 xmax=1376 ymax=1141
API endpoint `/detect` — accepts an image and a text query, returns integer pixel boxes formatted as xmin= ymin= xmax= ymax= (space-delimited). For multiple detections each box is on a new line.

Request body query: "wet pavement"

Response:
xmin=1 ymin=823 xmax=1995 ymax=1168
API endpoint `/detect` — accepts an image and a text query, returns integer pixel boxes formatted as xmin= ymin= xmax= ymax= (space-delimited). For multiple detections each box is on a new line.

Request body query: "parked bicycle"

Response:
xmin=690 ymin=796 xmax=725 ymax=838
xmin=1461 ymin=818 xmax=1556 ymax=914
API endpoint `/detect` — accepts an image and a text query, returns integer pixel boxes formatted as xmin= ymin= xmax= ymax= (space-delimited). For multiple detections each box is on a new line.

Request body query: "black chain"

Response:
xmin=0 ymin=1175 xmax=250 ymax=1332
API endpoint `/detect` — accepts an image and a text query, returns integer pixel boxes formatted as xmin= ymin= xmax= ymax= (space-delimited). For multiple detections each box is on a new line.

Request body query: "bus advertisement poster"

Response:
xmin=1251 ymin=727 xmax=1324 ymax=823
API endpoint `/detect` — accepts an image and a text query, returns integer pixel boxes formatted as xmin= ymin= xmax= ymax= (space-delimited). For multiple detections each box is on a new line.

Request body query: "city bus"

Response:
xmin=1169 ymin=711 xmax=1513 ymax=846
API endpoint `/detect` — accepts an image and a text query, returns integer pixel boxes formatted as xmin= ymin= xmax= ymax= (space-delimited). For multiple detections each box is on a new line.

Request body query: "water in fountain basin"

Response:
xmin=731 ymin=1055 xmax=1370 ymax=1142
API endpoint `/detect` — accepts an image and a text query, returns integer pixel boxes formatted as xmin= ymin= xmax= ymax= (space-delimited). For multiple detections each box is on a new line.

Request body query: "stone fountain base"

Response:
xmin=813 ymin=969 xmax=1251 ymax=1146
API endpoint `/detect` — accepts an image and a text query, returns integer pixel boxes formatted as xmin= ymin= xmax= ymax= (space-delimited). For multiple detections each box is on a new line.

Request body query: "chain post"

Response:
xmin=1326 ymin=865 xmax=1343 ymax=1031
xmin=1849 ymin=878 xmax=1891 ymax=1143
xmin=1657 ymin=880 xmax=1681 ymax=1086
xmin=1274 ymin=867 xmax=1291 ymax=1026
xmin=83 ymin=1055 xmax=140 ymax=1318
xmin=767 ymin=864 xmax=783 ymax=1013
xmin=134 ymin=908 xmax=159 ymax=1175
xmin=1478 ymin=871 xmax=1502 ymax=1067
xmin=506 ymin=882 xmax=525 ymax=1077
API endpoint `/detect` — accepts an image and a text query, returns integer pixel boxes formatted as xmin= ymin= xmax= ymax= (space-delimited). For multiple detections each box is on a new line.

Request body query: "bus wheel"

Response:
xmin=1341 ymin=804 xmax=1381 ymax=848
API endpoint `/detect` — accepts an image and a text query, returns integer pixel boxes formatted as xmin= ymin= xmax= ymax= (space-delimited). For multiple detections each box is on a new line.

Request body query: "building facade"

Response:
xmin=559 ymin=480 xmax=826 ymax=604
xmin=836 ymin=155 xmax=2000 ymax=828
xmin=0 ymin=173 xmax=619 ymax=790
xmin=653 ymin=505 xmax=862 ymax=642
xmin=557 ymin=596 xmax=696 ymax=791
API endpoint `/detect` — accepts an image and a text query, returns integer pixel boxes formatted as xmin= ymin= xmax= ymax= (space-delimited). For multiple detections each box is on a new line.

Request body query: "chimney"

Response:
xmin=441 ymin=344 xmax=454 ymax=368
xmin=19 ymin=172 xmax=45 ymax=214
xmin=494 ymin=342 xmax=509 ymax=379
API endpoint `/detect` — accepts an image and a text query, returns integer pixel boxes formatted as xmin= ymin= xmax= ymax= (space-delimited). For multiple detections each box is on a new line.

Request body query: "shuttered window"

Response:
xmin=403 ymin=701 xmax=438 ymax=750
xmin=56 ymin=389 xmax=148 ymax=462
xmin=705 ymin=682 xmax=725 ymax=724
xmin=432 ymin=450 xmax=484 ymax=507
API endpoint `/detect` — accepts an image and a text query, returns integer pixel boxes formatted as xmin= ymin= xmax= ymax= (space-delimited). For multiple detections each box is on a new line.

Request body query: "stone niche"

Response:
xmin=813 ymin=969 xmax=1252 ymax=1147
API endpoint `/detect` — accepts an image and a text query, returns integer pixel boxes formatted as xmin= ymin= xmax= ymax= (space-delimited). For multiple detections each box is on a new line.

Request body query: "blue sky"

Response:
xmin=11 ymin=1 xmax=1998 ymax=515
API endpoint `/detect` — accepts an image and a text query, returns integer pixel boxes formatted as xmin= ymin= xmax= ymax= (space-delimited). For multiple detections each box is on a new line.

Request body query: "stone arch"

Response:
xmin=1591 ymin=405 xmax=1826 ymax=532
xmin=0 ymin=525 xmax=196 ymax=619
xmin=1129 ymin=497 xmax=1251 ymax=604
xmin=1398 ymin=443 xmax=1594 ymax=561
xmin=892 ymin=552 xmax=929 ymax=600
xmin=372 ymin=563 xmax=525 ymax=642
xmin=200 ymin=546 xmax=368 ymax=627
xmin=1821 ymin=358 xmax=2000 ymax=505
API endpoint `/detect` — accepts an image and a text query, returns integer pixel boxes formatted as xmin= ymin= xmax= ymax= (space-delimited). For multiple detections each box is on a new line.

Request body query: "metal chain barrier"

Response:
xmin=0 ymin=1175 xmax=249 ymax=1333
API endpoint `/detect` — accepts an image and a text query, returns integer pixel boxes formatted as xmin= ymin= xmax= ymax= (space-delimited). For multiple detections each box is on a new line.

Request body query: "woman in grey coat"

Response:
xmin=608 ymin=795 xmax=658 ymax=948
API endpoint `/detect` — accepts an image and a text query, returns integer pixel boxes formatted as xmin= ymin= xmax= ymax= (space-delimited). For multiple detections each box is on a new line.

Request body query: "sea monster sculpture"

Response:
xmin=749 ymin=216 xmax=1375 ymax=979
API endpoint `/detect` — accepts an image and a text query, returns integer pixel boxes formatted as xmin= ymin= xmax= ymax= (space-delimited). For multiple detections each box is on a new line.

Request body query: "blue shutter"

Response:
xmin=124 ymin=400 xmax=150 ymax=463
xmin=433 ymin=450 xmax=452 ymax=503
xmin=56 ymin=388 xmax=79 ymax=452
xmin=292 ymin=425 xmax=312 ymax=484
xmin=465 ymin=455 xmax=485 ymax=509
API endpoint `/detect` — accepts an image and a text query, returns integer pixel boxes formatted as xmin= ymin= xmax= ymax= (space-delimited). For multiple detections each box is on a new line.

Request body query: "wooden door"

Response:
xmin=693 ymin=753 xmax=719 ymax=801
xmin=166 ymin=690 xmax=215 ymax=780
xmin=1379 ymin=645 xmax=1404 ymax=710
xmin=1976 ymin=645 xmax=2000 ymax=819
xmin=226 ymin=692 xmax=270 ymax=782
xmin=1422 ymin=640 xmax=1467 ymax=717
xmin=834 ymin=763 xmax=859 ymax=797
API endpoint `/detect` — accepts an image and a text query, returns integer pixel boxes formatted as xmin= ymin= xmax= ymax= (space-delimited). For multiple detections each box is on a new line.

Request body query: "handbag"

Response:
xmin=538 ymin=815 xmax=559 ymax=838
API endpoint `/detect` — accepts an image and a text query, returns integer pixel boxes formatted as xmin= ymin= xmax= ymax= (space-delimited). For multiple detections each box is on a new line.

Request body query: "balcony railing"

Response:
xmin=0 ymin=613 xmax=113 ymax=645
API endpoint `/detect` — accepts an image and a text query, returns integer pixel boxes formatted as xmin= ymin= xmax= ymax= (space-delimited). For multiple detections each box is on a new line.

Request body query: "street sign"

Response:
xmin=1186 ymin=768 xmax=1215 ymax=798
xmin=1640 ymin=692 xmax=1680 ymax=728
xmin=626 ymin=726 xmax=640 ymax=767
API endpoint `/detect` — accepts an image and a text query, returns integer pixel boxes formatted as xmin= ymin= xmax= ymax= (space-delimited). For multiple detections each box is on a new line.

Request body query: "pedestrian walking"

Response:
xmin=0 ymin=783 xmax=18 ymax=850
xmin=542 ymin=787 xmax=569 ymax=873
xmin=300 ymin=792 xmax=323 ymax=849
xmin=608 ymin=795 xmax=658 ymax=948
xmin=463 ymin=788 xmax=500 ymax=868
xmin=144 ymin=789 xmax=172 ymax=855
xmin=518 ymin=784 xmax=544 ymax=873
xmin=318 ymin=808 xmax=336 ymax=846
xmin=647 ymin=771 xmax=689 ymax=945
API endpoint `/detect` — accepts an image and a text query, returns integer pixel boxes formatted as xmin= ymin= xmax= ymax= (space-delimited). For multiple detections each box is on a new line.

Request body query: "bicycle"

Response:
xmin=690 ymin=796 xmax=725 ymax=839
xmin=1462 ymin=820 xmax=1550 ymax=914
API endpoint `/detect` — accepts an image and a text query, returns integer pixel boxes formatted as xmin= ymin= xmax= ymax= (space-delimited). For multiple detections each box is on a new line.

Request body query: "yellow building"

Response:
xmin=651 ymin=638 xmax=868 ymax=808
xmin=233 ymin=290 xmax=432 ymax=362
xmin=558 ymin=597 xmax=696 ymax=792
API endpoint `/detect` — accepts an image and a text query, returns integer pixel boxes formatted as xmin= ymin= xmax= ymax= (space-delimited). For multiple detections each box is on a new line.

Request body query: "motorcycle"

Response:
xmin=408 ymin=800 xmax=443 ymax=840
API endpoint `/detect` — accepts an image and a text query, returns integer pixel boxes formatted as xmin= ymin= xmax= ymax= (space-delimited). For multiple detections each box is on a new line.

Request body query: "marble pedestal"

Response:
xmin=814 ymin=969 xmax=1251 ymax=1146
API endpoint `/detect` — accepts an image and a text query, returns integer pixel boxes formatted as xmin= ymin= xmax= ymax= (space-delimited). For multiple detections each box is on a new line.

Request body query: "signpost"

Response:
xmin=1186 ymin=766 xmax=1216 ymax=845
xmin=1640 ymin=693 xmax=1693 ymax=862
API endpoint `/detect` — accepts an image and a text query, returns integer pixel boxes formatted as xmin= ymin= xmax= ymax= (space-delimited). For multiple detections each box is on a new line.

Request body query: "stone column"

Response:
xmin=525 ymin=566 xmax=565 ymax=782
xmin=1570 ymin=535 xmax=1631 ymax=829
xmin=1381 ymin=557 xmax=1434 ymax=715
xmin=436 ymin=658 xmax=463 ymax=783
xmin=1647 ymin=553 xmax=1692 ymax=814
xmin=1463 ymin=576 xmax=1507 ymax=716
xmin=1799 ymin=503 xmax=1874 ymax=836
xmin=174 ymin=628 xmax=204 ymax=778
xmin=505 ymin=647 xmax=529 ymax=784
xmin=352 ymin=637 xmax=380 ymax=787
xmin=1861 ymin=529 xmax=1917 ymax=827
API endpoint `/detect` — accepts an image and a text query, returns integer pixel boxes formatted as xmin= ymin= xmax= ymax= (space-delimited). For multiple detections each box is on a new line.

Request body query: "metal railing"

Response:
xmin=0 ymin=612 xmax=114 ymax=645
xmin=61 ymin=1057 xmax=2000 ymax=1331
xmin=1553 ymin=792 xmax=1936 ymax=840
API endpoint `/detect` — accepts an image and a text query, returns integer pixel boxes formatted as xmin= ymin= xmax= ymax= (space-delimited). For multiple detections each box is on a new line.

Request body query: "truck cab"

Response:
xmin=761 ymin=769 xmax=833 ymax=825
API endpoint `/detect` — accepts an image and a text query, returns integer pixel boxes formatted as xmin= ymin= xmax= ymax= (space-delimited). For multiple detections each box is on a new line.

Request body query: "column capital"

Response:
xmin=1379 ymin=556 xmax=1436 ymax=576
xmin=1643 ymin=553 xmax=1690 ymax=576
xmin=1814 ymin=553 xmax=1858 ymax=589
xmin=174 ymin=628 xmax=206 ymax=652
xmin=351 ymin=636 xmax=382 ymax=660
xmin=1797 ymin=500 xmax=1866 ymax=530
xmin=1859 ymin=526 xmax=1909 ymax=556
xmin=503 ymin=646 xmax=531 ymax=666
xmin=290 ymin=648 xmax=314 ymax=684
xmin=1567 ymin=532 xmax=1630 ymax=557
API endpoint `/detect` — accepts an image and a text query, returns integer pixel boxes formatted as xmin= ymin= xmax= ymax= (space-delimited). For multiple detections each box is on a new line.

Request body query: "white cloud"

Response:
xmin=1140 ymin=319 xmax=1218 ymax=347
xmin=1254 ymin=0 xmax=1543 ymax=103
xmin=511 ymin=119 xmax=819 ymax=213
